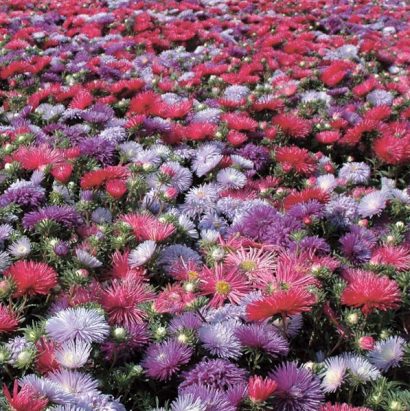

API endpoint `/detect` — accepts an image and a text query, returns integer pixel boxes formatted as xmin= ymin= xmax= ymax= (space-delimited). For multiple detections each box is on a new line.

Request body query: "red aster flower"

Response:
xmin=0 ymin=304 xmax=18 ymax=333
xmin=341 ymin=270 xmax=401 ymax=315
xmin=111 ymin=78 xmax=145 ymax=95
xmin=246 ymin=287 xmax=316 ymax=321
xmin=153 ymin=284 xmax=195 ymax=314
xmin=363 ymin=105 xmax=391 ymax=122
xmin=273 ymin=113 xmax=311 ymax=138
xmin=106 ymin=179 xmax=127 ymax=199
xmin=35 ymin=337 xmax=59 ymax=375
xmin=370 ymin=246 xmax=410 ymax=271
xmin=315 ymin=131 xmax=340 ymax=144
xmin=125 ymin=114 xmax=146 ymax=129
xmin=13 ymin=145 xmax=63 ymax=171
xmin=120 ymin=213 xmax=175 ymax=242
xmin=283 ymin=188 xmax=330 ymax=210
xmin=69 ymin=89 xmax=93 ymax=110
xmin=321 ymin=61 xmax=354 ymax=87
xmin=159 ymin=100 xmax=192 ymax=119
xmin=3 ymin=381 xmax=48 ymax=411
xmin=248 ymin=375 xmax=278 ymax=403
xmin=200 ymin=265 xmax=250 ymax=307
xmin=109 ymin=250 xmax=146 ymax=281
xmin=51 ymin=162 xmax=73 ymax=184
xmin=128 ymin=91 xmax=162 ymax=116
xmin=80 ymin=166 xmax=129 ymax=189
xmin=222 ymin=112 xmax=258 ymax=131
xmin=227 ymin=130 xmax=248 ymax=146
xmin=352 ymin=76 xmax=380 ymax=97
xmin=253 ymin=97 xmax=284 ymax=112
xmin=4 ymin=261 xmax=58 ymax=298
xmin=339 ymin=120 xmax=378 ymax=146
xmin=373 ymin=134 xmax=410 ymax=165
xmin=183 ymin=123 xmax=217 ymax=141
xmin=275 ymin=146 xmax=316 ymax=175
xmin=99 ymin=280 xmax=153 ymax=326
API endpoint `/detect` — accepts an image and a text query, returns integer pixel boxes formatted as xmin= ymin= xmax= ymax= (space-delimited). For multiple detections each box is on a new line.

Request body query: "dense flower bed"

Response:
xmin=0 ymin=0 xmax=409 ymax=409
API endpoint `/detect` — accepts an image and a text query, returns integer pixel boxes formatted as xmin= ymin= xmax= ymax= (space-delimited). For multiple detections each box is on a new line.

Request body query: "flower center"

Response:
xmin=215 ymin=280 xmax=231 ymax=295
xmin=239 ymin=260 xmax=257 ymax=272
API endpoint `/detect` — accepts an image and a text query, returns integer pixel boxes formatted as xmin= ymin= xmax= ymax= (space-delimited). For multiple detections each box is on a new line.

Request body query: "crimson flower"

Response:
xmin=3 ymin=381 xmax=48 ymax=411
xmin=0 ymin=304 xmax=19 ymax=333
xmin=246 ymin=287 xmax=316 ymax=321
xmin=4 ymin=261 xmax=58 ymax=298
xmin=248 ymin=375 xmax=278 ymax=403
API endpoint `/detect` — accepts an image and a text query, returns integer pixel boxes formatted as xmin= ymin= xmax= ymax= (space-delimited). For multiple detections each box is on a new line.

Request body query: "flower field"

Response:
xmin=0 ymin=0 xmax=409 ymax=409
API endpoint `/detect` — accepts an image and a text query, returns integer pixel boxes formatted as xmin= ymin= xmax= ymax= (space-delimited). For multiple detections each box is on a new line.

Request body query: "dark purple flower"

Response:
xmin=22 ymin=206 xmax=82 ymax=230
xmin=235 ymin=323 xmax=289 ymax=357
xmin=142 ymin=339 xmax=193 ymax=381
xmin=180 ymin=359 xmax=247 ymax=391
xmin=237 ymin=144 xmax=270 ymax=172
xmin=339 ymin=226 xmax=377 ymax=263
xmin=0 ymin=182 xmax=45 ymax=208
xmin=268 ymin=362 xmax=324 ymax=411
xmin=79 ymin=136 xmax=116 ymax=165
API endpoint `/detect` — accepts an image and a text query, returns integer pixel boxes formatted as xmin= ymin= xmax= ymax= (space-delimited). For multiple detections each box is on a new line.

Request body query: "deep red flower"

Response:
xmin=3 ymin=381 xmax=48 ymax=411
xmin=69 ymin=89 xmax=93 ymax=109
xmin=0 ymin=304 xmax=18 ymax=333
xmin=128 ymin=91 xmax=162 ymax=116
xmin=13 ymin=145 xmax=63 ymax=171
xmin=4 ymin=261 xmax=58 ymax=298
xmin=106 ymin=179 xmax=127 ymax=199
xmin=35 ymin=337 xmax=59 ymax=374
xmin=51 ymin=162 xmax=73 ymax=184
xmin=341 ymin=270 xmax=401 ymax=315
xmin=273 ymin=113 xmax=311 ymax=138
xmin=80 ymin=166 xmax=129 ymax=189
xmin=315 ymin=130 xmax=340 ymax=144
xmin=246 ymin=287 xmax=316 ymax=321
xmin=283 ymin=188 xmax=330 ymax=210
xmin=373 ymin=134 xmax=410 ymax=165
xmin=275 ymin=146 xmax=316 ymax=175
xmin=222 ymin=112 xmax=258 ymax=131
xmin=321 ymin=61 xmax=353 ymax=87
xmin=248 ymin=375 xmax=278 ymax=403
xmin=227 ymin=130 xmax=248 ymax=146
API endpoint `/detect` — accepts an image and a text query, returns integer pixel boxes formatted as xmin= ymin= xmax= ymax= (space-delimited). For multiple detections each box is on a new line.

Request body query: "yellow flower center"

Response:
xmin=215 ymin=280 xmax=231 ymax=295
xmin=187 ymin=270 xmax=198 ymax=280
xmin=239 ymin=260 xmax=257 ymax=272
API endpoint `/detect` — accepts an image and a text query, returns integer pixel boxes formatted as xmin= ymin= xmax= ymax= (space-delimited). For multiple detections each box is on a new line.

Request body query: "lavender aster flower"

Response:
xmin=76 ymin=249 xmax=103 ymax=268
xmin=55 ymin=340 xmax=92 ymax=369
xmin=0 ymin=180 xmax=45 ymax=208
xmin=180 ymin=358 xmax=247 ymax=391
xmin=367 ymin=90 xmax=394 ymax=106
xmin=343 ymin=354 xmax=380 ymax=383
xmin=179 ymin=385 xmax=235 ymax=411
xmin=23 ymin=206 xmax=82 ymax=230
xmin=325 ymin=195 xmax=358 ymax=227
xmin=235 ymin=323 xmax=289 ymax=357
xmin=340 ymin=226 xmax=377 ymax=263
xmin=319 ymin=356 xmax=347 ymax=392
xmin=0 ymin=251 xmax=11 ymax=273
xmin=79 ymin=136 xmax=116 ymax=165
xmin=198 ymin=321 xmax=242 ymax=359
xmin=0 ymin=224 xmax=13 ymax=242
xmin=142 ymin=339 xmax=193 ymax=381
xmin=128 ymin=240 xmax=157 ymax=267
xmin=339 ymin=162 xmax=371 ymax=185
xmin=181 ymin=183 xmax=219 ymax=218
xmin=48 ymin=369 xmax=100 ymax=398
xmin=191 ymin=143 xmax=223 ymax=177
xmin=216 ymin=168 xmax=247 ymax=189
xmin=8 ymin=236 xmax=31 ymax=258
xmin=268 ymin=362 xmax=324 ymax=411
xmin=368 ymin=336 xmax=405 ymax=372
xmin=158 ymin=244 xmax=202 ymax=274
xmin=46 ymin=307 xmax=110 ymax=344
xmin=358 ymin=191 xmax=387 ymax=218
xmin=170 ymin=394 xmax=206 ymax=411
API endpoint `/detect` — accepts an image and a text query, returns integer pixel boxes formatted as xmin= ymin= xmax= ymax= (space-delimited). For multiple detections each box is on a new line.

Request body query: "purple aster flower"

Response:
xmin=0 ymin=224 xmax=13 ymax=242
xmin=367 ymin=90 xmax=394 ymax=106
xmin=79 ymin=136 xmax=116 ymax=165
xmin=237 ymin=144 xmax=270 ymax=172
xmin=180 ymin=358 xmax=247 ymax=391
xmin=296 ymin=236 xmax=330 ymax=255
xmin=158 ymin=244 xmax=202 ymax=274
xmin=191 ymin=143 xmax=223 ymax=178
xmin=338 ymin=162 xmax=371 ymax=185
xmin=368 ymin=336 xmax=405 ymax=372
xmin=198 ymin=321 xmax=242 ymax=359
xmin=23 ymin=206 xmax=82 ymax=230
xmin=54 ymin=241 xmax=70 ymax=257
xmin=169 ymin=313 xmax=203 ymax=334
xmin=235 ymin=323 xmax=289 ymax=357
xmin=339 ymin=226 xmax=377 ymax=263
xmin=288 ymin=200 xmax=324 ymax=221
xmin=82 ymin=103 xmax=114 ymax=123
xmin=142 ymin=339 xmax=193 ymax=381
xmin=198 ymin=212 xmax=228 ymax=234
xmin=0 ymin=251 xmax=11 ymax=273
xmin=343 ymin=354 xmax=380 ymax=383
xmin=46 ymin=307 xmax=110 ymax=344
xmin=325 ymin=195 xmax=358 ymax=227
xmin=358 ymin=191 xmax=387 ymax=218
xmin=91 ymin=208 xmax=112 ymax=224
xmin=0 ymin=181 xmax=45 ymax=208
xmin=190 ymin=108 xmax=221 ymax=124
xmin=170 ymin=394 xmax=206 ymax=411
xmin=223 ymin=85 xmax=250 ymax=102
xmin=48 ymin=369 xmax=100 ymax=398
xmin=99 ymin=126 xmax=126 ymax=144
xmin=179 ymin=385 xmax=235 ymax=411
xmin=268 ymin=362 xmax=324 ymax=411
xmin=55 ymin=340 xmax=91 ymax=369
xmin=216 ymin=168 xmax=247 ymax=189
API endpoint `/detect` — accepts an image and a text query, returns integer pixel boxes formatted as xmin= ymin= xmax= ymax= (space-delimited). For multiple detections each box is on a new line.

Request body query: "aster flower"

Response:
xmin=200 ymin=265 xmax=250 ymax=307
xmin=170 ymin=394 xmax=206 ymax=411
xmin=246 ymin=288 xmax=316 ymax=322
xmin=370 ymin=245 xmax=410 ymax=271
xmin=128 ymin=240 xmax=157 ymax=267
xmin=181 ymin=183 xmax=219 ymax=218
xmin=4 ymin=260 xmax=58 ymax=298
xmin=319 ymin=356 xmax=347 ymax=393
xmin=142 ymin=339 xmax=193 ymax=381
xmin=338 ymin=162 xmax=371 ymax=185
xmin=0 ymin=304 xmax=19 ymax=334
xmin=198 ymin=320 xmax=242 ymax=359
xmin=368 ymin=336 xmax=405 ymax=372
xmin=75 ymin=249 xmax=103 ymax=269
xmin=3 ymin=381 xmax=48 ymax=411
xmin=339 ymin=227 xmax=377 ymax=264
xmin=191 ymin=143 xmax=223 ymax=177
xmin=341 ymin=270 xmax=401 ymax=315
xmin=248 ymin=375 xmax=277 ymax=403
xmin=178 ymin=384 xmax=235 ymax=411
xmin=79 ymin=136 xmax=116 ymax=165
xmin=0 ymin=250 xmax=11 ymax=273
xmin=23 ymin=206 xmax=82 ymax=230
xmin=180 ymin=358 xmax=247 ymax=391
xmin=325 ymin=195 xmax=358 ymax=227
xmin=235 ymin=323 xmax=289 ymax=357
xmin=158 ymin=245 xmax=202 ymax=275
xmin=120 ymin=214 xmax=175 ymax=242
xmin=46 ymin=307 xmax=110 ymax=344
xmin=0 ymin=180 xmax=45 ymax=208
xmin=358 ymin=191 xmax=387 ymax=218
xmin=55 ymin=340 xmax=91 ymax=369
xmin=48 ymin=369 xmax=100 ymax=398
xmin=8 ymin=236 xmax=31 ymax=258
xmin=275 ymin=146 xmax=316 ymax=175
xmin=343 ymin=354 xmax=380 ymax=384
xmin=269 ymin=362 xmax=324 ymax=411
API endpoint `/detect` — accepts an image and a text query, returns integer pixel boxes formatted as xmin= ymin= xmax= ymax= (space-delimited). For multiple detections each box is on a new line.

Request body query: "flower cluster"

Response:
xmin=0 ymin=0 xmax=409 ymax=410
